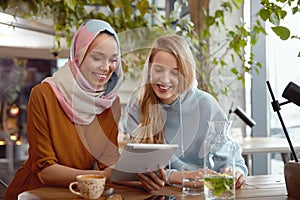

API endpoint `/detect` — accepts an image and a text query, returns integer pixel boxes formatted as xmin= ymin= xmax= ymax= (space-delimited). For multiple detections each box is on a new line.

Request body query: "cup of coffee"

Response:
xmin=182 ymin=165 xmax=204 ymax=196
xmin=69 ymin=174 xmax=106 ymax=199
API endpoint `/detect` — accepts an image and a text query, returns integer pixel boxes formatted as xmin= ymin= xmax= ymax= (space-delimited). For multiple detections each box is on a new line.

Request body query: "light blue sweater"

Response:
xmin=126 ymin=85 xmax=248 ymax=182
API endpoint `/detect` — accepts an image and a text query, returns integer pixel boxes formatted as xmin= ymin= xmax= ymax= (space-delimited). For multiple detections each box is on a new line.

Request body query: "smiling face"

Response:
xmin=149 ymin=51 xmax=179 ymax=104
xmin=80 ymin=33 xmax=118 ymax=89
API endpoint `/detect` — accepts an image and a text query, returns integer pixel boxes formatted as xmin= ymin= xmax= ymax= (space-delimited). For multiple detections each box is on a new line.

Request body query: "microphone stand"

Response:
xmin=266 ymin=81 xmax=298 ymax=162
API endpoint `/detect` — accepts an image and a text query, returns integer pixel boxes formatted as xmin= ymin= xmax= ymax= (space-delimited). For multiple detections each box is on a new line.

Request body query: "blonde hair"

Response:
xmin=131 ymin=34 xmax=196 ymax=144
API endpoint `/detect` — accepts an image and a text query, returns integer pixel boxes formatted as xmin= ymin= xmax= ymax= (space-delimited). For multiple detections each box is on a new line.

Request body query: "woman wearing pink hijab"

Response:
xmin=5 ymin=19 xmax=123 ymax=200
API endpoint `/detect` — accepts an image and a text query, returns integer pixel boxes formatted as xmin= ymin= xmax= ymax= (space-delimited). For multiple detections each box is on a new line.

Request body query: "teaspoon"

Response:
xmin=105 ymin=187 xmax=115 ymax=198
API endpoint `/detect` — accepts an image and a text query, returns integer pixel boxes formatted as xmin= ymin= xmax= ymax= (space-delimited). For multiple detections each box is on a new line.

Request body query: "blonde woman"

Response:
xmin=126 ymin=34 xmax=247 ymax=190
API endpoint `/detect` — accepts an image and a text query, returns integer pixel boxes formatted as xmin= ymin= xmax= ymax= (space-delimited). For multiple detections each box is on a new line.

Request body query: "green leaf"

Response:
xmin=215 ymin=10 xmax=223 ymax=18
xmin=259 ymin=9 xmax=270 ymax=21
xmin=220 ymin=60 xmax=226 ymax=67
xmin=151 ymin=4 xmax=158 ymax=13
xmin=271 ymin=26 xmax=290 ymax=40
xmin=65 ymin=0 xmax=76 ymax=10
xmin=279 ymin=9 xmax=287 ymax=19
xmin=136 ymin=0 xmax=150 ymax=16
xmin=257 ymin=62 xmax=263 ymax=69
xmin=0 ymin=0 xmax=8 ymax=11
xmin=202 ymin=29 xmax=211 ymax=39
xmin=269 ymin=11 xmax=280 ymax=26
xmin=298 ymin=51 xmax=300 ymax=57
xmin=121 ymin=0 xmax=134 ymax=19
xmin=231 ymin=67 xmax=238 ymax=75
xmin=204 ymin=174 xmax=234 ymax=196
xmin=292 ymin=7 xmax=299 ymax=14
xmin=205 ymin=16 xmax=215 ymax=26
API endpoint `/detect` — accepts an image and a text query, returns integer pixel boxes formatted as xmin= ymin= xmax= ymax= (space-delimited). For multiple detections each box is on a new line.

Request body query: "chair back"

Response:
xmin=0 ymin=179 xmax=8 ymax=199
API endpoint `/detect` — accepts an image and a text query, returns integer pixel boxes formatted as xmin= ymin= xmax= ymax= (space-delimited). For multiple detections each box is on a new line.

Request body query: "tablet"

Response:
xmin=110 ymin=143 xmax=178 ymax=182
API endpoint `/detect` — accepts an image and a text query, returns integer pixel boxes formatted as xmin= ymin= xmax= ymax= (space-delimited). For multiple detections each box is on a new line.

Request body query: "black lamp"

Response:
xmin=228 ymin=104 xmax=256 ymax=128
xmin=267 ymin=81 xmax=300 ymax=198
xmin=282 ymin=82 xmax=300 ymax=107
xmin=266 ymin=81 xmax=299 ymax=162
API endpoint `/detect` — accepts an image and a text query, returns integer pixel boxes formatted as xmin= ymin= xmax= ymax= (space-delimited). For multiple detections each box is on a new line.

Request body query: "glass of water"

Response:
xmin=182 ymin=165 xmax=204 ymax=196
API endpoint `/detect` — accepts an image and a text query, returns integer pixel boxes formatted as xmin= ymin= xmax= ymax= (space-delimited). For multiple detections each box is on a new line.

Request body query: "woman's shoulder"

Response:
xmin=189 ymin=88 xmax=216 ymax=101
xmin=127 ymin=90 xmax=140 ymax=107
xmin=30 ymin=82 xmax=54 ymax=99
xmin=183 ymin=88 xmax=222 ymax=111
xmin=31 ymin=82 xmax=52 ymax=92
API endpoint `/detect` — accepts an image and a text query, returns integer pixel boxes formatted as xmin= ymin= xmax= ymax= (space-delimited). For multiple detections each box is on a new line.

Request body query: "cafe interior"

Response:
xmin=0 ymin=0 xmax=300 ymax=199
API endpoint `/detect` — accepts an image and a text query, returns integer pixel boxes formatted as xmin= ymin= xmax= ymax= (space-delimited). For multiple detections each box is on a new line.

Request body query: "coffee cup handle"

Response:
xmin=69 ymin=181 xmax=82 ymax=197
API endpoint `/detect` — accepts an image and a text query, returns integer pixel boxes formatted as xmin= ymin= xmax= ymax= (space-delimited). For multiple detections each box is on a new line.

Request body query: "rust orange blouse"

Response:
xmin=5 ymin=82 xmax=121 ymax=199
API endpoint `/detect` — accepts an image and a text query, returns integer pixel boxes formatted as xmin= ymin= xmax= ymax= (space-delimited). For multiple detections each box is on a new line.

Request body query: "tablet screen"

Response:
xmin=110 ymin=143 xmax=178 ymax=182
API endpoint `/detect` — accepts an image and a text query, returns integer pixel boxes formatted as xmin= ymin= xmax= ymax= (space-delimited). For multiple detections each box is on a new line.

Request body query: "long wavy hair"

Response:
xmin=131 ymin=34 xmax=196 ymax=144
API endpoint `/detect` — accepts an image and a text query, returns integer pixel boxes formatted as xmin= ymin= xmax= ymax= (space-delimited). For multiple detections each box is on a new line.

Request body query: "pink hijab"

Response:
xmin=43 ymin=19 xmax=123 ymax=125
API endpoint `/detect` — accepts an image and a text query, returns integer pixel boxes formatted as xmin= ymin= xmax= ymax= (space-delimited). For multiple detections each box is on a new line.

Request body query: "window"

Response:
xmin=267 ymin=11 xmax=300 ymax=139
xmin=249 ymin=1 xmax=300 ymax=175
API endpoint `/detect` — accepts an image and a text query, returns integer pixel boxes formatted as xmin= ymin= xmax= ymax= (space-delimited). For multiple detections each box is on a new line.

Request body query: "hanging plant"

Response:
xmin=1 ymin=0 xmax=299 ymax=100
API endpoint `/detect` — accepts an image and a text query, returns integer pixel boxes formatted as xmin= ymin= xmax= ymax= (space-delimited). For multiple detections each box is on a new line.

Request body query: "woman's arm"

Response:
xmin=168 ymin=171 xmax=183 ymax=185
xmin=38 ymin=164 xmax=112 ymax=186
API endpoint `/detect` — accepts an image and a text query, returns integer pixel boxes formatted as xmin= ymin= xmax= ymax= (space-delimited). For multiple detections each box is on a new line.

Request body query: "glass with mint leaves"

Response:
xmin=204 ymin=121 xmax=235 ymax=200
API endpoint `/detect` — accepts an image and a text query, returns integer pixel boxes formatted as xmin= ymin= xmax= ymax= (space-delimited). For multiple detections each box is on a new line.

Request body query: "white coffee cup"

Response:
xmin=69 ymin=174 xmax=106 ymax=199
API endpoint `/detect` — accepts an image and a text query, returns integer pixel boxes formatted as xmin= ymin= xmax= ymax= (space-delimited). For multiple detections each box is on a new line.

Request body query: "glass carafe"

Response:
xmin=204 ymin=121 xmax=235 ymax=200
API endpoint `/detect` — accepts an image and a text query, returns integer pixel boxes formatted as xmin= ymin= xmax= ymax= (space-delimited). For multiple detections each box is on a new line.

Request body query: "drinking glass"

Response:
xmin=182 ymin=165 xmax=204 ymax=196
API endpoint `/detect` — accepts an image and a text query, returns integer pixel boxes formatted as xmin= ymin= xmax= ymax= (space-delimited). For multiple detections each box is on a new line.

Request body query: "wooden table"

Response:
xmin=18 ymin=175 xmax=296 ymax=200
xmin=240 ymin=137 xmax=300 ymax=170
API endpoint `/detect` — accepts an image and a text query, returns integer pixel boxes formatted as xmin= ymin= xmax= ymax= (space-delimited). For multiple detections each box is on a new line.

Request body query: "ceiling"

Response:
xmin=0 ymin=12 xmax=69 ymax=60
xmin=0 ymin=46 xmax=69 ymax=60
